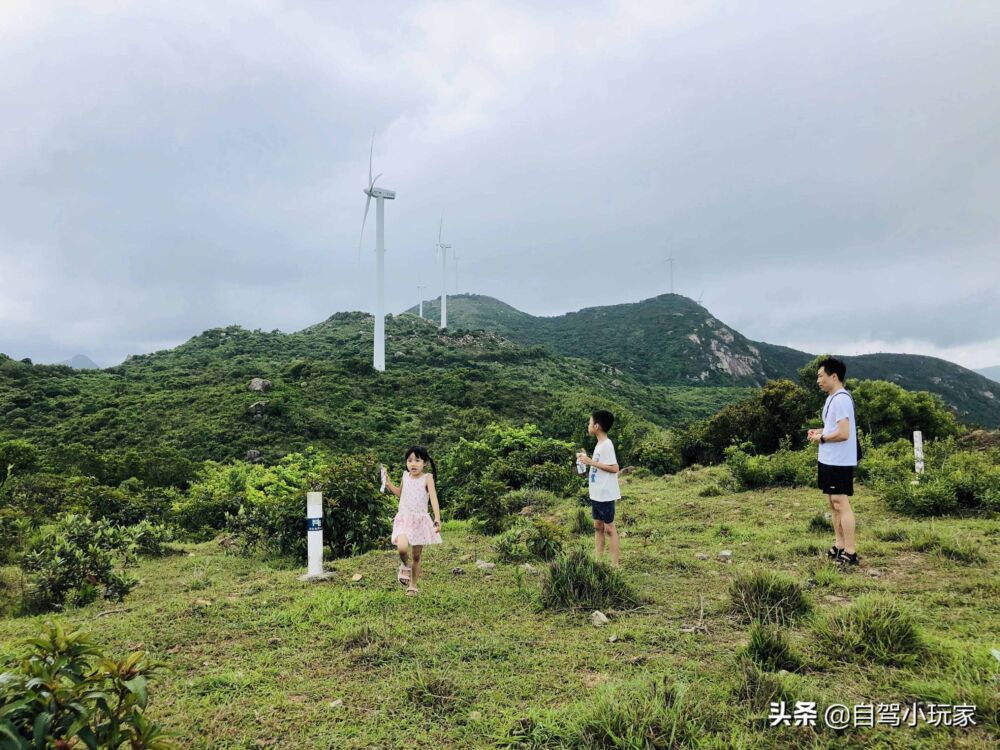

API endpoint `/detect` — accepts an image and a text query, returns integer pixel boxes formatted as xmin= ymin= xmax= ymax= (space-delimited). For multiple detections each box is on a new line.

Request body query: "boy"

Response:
xmin=807 ymin=357 xmax=860 ymax=565
xmin=577 ymin=409 xmax=622 ymax=567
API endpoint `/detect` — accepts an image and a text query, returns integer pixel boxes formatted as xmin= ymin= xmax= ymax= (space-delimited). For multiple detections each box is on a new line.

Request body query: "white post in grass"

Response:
xmin=298 ymin=491 xmax=333 ymax=581
xmin=913 ymin=430 xmax=925 ymax=474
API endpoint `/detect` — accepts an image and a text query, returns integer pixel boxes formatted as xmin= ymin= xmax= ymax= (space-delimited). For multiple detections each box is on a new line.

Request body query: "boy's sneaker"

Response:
xmin=836 ymin=551 xmax=859 ymax=566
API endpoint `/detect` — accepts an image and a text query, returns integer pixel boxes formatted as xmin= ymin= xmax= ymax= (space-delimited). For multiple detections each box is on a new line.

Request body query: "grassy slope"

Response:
xmin=0 ymin=316 xmax=747 ymax=464
xmin=1 ymin=473 xmax=997 ymax=749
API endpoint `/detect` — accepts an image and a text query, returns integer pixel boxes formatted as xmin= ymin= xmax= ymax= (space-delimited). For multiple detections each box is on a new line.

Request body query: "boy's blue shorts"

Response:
xmin=590 ymin=500 xmax=616 ymax=524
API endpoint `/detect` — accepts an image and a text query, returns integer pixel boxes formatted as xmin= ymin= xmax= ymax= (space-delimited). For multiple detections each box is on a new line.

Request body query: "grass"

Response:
xmin=728 ymin=569 xmax=811 ymax=625
xmin=0 ymin=475 xmax=998 ymax=748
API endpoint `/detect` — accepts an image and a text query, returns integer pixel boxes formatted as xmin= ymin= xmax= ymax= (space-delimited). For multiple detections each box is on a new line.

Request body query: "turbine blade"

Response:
xmin=368 ymin=133 xmax=374 ymax=186
xmin=438 ymin=213 xmax=443 ymax=244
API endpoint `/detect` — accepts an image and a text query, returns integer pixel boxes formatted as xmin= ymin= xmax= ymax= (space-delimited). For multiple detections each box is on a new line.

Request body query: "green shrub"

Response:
xmin=728 ymin=569 xmax=811 ymax=626
xmin=126 ymin=520 xmax=176 ymax=557
xmin=724 ymin=444 xmax=814 ymax=491
xmin=20 ymin=514 xmax=138 ymax=612
xmin=442 ymin=424 xmax=576 ymax=531
xmin=740 ymin=622 xmax=802 ymax=672
xmin=494 ymin=519 xmax=566 ymax=562
xmin=524 ymin=519 xmax=566 ymax=561
xmin=0 ymin=439 xmax=42 ymax=484
xmin=0 ymin=509 xmax=33 ymax=565
xmin=540 ymin=548 xmax=639 ymax=611
xmin=0 ymin=620 xmax=177 ymax=748
xmin=813 ymin=594 xmax=925 ymax=666
xmin=879 ymin=448 xmax=1000 ymax=516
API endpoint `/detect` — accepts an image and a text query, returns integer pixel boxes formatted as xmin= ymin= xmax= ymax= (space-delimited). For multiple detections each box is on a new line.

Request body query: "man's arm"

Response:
xmin=822 ymin=418 xmax=851 ymax=443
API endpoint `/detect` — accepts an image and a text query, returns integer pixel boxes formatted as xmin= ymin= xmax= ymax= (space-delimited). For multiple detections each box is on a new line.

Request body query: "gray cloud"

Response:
xmin=1 ymin=0 xmax=998 ymax=368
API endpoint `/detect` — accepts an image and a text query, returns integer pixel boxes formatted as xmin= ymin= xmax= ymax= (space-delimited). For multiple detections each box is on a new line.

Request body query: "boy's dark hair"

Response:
xmin=591 ymin=409 xmax=615 ymax=433
xmin=818 ymin=357 xmax=847 ymax=383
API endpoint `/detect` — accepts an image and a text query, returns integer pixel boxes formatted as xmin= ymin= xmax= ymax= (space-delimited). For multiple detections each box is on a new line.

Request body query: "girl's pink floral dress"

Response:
xmin=391 ymin=472 xmax=442 ymax=546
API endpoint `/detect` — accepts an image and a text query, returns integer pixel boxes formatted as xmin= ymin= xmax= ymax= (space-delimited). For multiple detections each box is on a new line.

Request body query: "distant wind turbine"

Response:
xmin=416 ymin=285 xmax=426 ymax=318
xmin=358 ymin=135 xmax=395 ymax=372
xmin=436 ymin=216 xmax=452 ymax=329
xmin=664 ymin=257 xmax=675 ymax=294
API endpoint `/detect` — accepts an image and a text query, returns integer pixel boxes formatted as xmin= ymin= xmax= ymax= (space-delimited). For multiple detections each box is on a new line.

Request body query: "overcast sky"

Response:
xmin=2 ymin=0 xmax=998 ymax=370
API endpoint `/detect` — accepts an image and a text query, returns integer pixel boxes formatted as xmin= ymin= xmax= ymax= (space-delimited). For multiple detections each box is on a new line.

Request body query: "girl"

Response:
xmin=383 ymin=446 xmax=442 ymax=596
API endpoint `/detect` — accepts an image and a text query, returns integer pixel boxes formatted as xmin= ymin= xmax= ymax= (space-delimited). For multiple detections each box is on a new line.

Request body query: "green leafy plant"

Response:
xmin=0 ymin=620 xmax=176 ymax=749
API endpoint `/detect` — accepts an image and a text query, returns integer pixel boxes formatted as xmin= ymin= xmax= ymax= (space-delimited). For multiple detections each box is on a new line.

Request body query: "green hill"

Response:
xmin=0 ymin=313 xmax=746 ymax=466
xmin=409 ymin=294 xmax=1000 ymax=426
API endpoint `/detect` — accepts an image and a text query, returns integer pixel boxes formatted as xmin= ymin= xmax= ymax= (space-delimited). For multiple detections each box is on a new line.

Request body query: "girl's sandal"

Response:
xmin=405 ymin=585 xmax=419 ymax=596
xmin=398 ymin=564 xmax=411 ymax=586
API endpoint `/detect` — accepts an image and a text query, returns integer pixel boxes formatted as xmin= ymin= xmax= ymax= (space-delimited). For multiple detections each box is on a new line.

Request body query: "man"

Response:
xmin=807 ymin=357 xmax=859 ymax=565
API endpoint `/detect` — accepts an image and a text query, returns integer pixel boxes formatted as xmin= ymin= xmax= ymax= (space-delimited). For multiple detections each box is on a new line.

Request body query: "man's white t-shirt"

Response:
xmin=819 ymin=389 xmax=858 ymax=467
xmin=589 ymin=438 xmax=622 ymax=502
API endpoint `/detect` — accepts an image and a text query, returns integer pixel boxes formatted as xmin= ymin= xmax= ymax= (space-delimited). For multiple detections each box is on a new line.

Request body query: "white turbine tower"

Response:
xmin=436 ymin=216 xmax=451 ymax=329
xmin=358 ymin=137 xmax=395 ymax=372
xmin=416 ymin=284 xmax=426 ymax=318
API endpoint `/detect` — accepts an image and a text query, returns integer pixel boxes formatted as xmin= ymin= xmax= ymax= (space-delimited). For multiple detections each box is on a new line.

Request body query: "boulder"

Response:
xmin=248 ymin=378 xmax=272 ymax=393
xmin=590 ymin=610 xmax=609 ymax=627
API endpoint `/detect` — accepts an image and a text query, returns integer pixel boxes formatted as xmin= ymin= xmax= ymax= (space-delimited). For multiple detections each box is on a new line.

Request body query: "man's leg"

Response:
xmin=828 ymin=495 xmax=845 ymax=550
xmin=604 ymin=522 xmax=620 ymax=567
xmin=830 ymin=495 xmax=856 ymax=554
xmin=594 ymin=520 xmax=606 ymax=557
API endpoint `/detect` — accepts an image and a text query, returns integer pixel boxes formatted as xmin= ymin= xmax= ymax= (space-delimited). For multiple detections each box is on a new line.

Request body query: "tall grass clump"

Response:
xmin=540 ymin=548 xmax=639 ymax=611
xmin=813 ymin=594 xmax=925 ymax=666
xmin=728 ymin=569 xmax=811 ymax=626
xmin=572 ymin=506 xmax=592 ymax=535
xmin=739 ymin=622 xmax=802 ymax=672
xmin=573 ymin=678 xmax=698 ymax=749
xmin=806 ymin=512 xmax=832 ymax=534
xmin=909 ymin=531 xmax=986 ymax=564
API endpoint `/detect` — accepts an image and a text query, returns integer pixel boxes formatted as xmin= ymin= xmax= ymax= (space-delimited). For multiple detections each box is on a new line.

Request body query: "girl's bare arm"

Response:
xmin=426 ymin=474 xmax=442 ymax=529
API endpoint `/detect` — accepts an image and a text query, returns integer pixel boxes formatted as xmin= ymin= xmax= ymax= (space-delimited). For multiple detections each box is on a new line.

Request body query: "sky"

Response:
xmin=1 ymin=0 xmax=998 ymax=370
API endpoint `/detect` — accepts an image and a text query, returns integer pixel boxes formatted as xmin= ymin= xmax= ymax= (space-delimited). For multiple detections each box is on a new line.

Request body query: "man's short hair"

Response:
xmin=591 ymin=409 xmax=615 ymax=432
xmin=818 ymin=357 xmax=847 ymax=383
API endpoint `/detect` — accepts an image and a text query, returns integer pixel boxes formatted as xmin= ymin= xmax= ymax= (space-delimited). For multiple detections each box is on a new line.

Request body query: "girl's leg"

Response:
xmin=411 ymin=545 xmax=423 ymax=587
xmin=396 ymin=534 xmax=411 ymax=565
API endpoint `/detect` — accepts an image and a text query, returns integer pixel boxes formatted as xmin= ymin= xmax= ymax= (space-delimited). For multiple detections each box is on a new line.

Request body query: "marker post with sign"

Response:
xmin=298 ymin=491 xmax=333 ymax=581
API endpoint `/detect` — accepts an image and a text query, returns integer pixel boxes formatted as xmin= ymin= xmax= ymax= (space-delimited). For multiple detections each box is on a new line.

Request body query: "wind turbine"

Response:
xmin=358 ymin=136 xmax=395 ymax=372
xmin=436 ymin=216 xmax=451 ymax=329
xmin=416 ymin=285 xmax=426 ymax=318
xmin=664 ymin=257 xmax=675 ymax=294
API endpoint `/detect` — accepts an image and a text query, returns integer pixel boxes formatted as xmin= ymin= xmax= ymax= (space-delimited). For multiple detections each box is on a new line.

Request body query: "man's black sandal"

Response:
xmin=827 ymin=546 xmax=843 ymax=560
xmin=836 ymin=552 xmax=859 ymax=566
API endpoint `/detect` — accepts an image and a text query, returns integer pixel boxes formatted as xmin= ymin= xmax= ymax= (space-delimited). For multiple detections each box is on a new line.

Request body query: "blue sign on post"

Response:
xmin=307 ymin=517 xmax=322 ymax=531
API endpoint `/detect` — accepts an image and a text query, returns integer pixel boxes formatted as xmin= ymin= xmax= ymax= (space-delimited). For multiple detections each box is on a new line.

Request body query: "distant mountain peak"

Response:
xmin=58 ymin=354 xmax=100 ymax=370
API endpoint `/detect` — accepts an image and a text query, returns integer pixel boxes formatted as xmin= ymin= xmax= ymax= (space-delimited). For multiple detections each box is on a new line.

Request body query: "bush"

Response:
xmin=442 ymin=424 xmax=577 ymax=533
xmin=540 ymin=548 xmax=639 ymax=611
xmin=879 ymin=448 xmax=1000 ymax=516
xmin=126 ymin=520 xmax=176 ymax=557
xmin=494 ymin=519 xmax=566 ymax=562
xmin=0 ymin=620 xmax=177 ymax=749
xmin=813 ymin=594 xmax=925 ymax=666
xmin=728 ymin=569 xmax=811 ymax=626
xmin=225 ymin=452 xmax=393 ymax=560
xmin=739 ymin=622 xmax=802 ymax=672
xmin=0 ymin=439 xmax=42 ymax=484
xmin=724 ymin=444 xmax=815 ymax=491
xmin=20 ymin=514 xmax=138 ymax=612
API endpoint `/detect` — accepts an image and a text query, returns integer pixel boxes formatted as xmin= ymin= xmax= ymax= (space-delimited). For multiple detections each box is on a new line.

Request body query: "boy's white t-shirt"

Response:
xmin=589 ymin=438 xmax=621 ymax=502
xmin=819 ymin=389 xmax=858 ymax=467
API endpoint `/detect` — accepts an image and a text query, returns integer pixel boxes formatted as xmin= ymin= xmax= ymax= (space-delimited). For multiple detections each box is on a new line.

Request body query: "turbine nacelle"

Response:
xmin=365 ymin=187 xmax=396 ymax=200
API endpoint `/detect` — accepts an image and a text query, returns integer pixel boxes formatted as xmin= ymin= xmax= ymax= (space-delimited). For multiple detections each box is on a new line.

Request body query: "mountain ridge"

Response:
xmin=406 ymin=293 xmax=1000 ymax=426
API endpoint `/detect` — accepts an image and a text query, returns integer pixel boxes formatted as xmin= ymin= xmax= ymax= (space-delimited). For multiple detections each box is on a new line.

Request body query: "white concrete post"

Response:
xmin=298 ymin=491 xmax=332 ymax=581
xmin=913 ymin=430 xmax=924 ymax=474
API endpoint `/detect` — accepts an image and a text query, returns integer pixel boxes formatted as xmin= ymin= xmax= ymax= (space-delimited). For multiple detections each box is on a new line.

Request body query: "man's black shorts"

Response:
xmin=817 ymin=461 xmax=854 ymax=496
